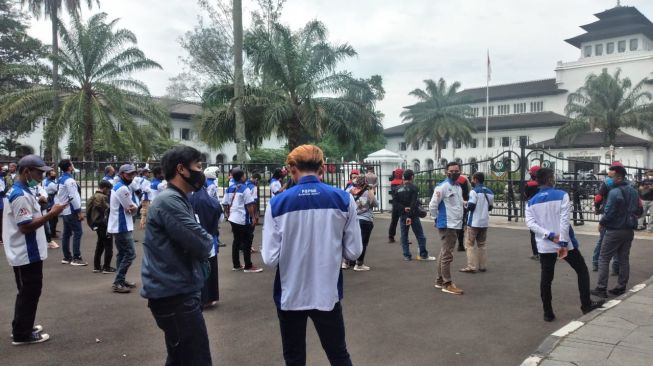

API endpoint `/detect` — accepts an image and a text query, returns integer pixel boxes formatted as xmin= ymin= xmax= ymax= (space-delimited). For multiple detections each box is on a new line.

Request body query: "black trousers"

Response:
xmin=529 ymin=231 xmax=539 ymax=256
xmin=12 ymin=261 xmax=43 ymax=342
xmin=388 ymin=205 xmax=400 ymax=239
xmin=231 ymin=222 xmax=252 ymax=269
xmin=277 ymin=302 xmax=352 ymax=366
xmin=93 ymin=227 xmax=114 ymax=270
xmin=48 ymin=215 xmax=58 ymax=237
xmin=201 ymin=255 xmax=219 ymax=304
xmin=539 ymin=249 xmax=591 ymax=314
xmin=148 ymin=292 xmax=212 ymax=366
xmin=357 ymin=220 xmax=374 ymax=264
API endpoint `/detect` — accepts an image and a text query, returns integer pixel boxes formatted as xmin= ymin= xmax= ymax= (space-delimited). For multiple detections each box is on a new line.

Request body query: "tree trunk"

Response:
xmin=287 ymin=114 xmax=301 ymax=151
xmin=233 ymin=0 xmax=247 ymax=163
xmin=50 ymin=7 xmax=60 ymax=162
xmin=83 ymin=88 xmax=93 ymax=161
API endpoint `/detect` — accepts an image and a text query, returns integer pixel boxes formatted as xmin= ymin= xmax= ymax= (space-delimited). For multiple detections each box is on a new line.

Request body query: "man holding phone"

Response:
xmin=54 ymin=159 xmax=85 ymax=266
xmin=108 ymin=164 xmax=139 ymax=293
xmin=525 ymin=168 xmax=604 ymax=322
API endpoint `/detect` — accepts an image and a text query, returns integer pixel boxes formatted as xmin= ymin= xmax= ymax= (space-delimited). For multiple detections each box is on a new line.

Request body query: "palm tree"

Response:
xmin=401 ymin=78 xmax=474 ymax=165
xmin=0 ymin=12 xmax=169 ymax=160
xmin=556 ymin=69 xmax=653 ymax=145
xmin=232 ymin=0 xmax=247 ymax=162
xmin=243 ymin=20 xmax=383 ymax=150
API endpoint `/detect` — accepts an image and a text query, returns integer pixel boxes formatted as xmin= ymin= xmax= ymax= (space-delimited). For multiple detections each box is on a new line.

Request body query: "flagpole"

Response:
xmin=485 ymin=50 xmax=490 ymax=159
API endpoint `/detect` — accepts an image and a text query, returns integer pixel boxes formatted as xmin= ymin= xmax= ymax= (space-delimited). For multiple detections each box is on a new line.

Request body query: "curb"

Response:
xmin=519 ymin=276 xmax=653 ymax=366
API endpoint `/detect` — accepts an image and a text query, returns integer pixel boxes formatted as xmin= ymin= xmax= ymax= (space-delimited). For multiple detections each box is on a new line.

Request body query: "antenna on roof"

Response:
xmin=617 ymin=0 xmax=621 ymax=6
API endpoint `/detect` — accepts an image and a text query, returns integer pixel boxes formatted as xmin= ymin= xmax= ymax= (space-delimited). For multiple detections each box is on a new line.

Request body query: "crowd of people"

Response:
xmin=0 ymin=147 xmax=646 ymax=366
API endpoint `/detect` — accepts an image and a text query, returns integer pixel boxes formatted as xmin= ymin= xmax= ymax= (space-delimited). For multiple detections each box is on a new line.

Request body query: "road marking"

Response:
xmin=629 ymin=283 xmax=647 ymax=293
xmin=602 ymin=299 xmax=621 ymax=309
xmin=551 ymin=321 xmax=584 ymax=337
xmin=519 ymin=355 xmax=542 ymax=366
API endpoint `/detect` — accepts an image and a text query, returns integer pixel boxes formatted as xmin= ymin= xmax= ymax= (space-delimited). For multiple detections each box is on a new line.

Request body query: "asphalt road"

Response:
xmin=1 ymin=218 xmax=652 ymax=366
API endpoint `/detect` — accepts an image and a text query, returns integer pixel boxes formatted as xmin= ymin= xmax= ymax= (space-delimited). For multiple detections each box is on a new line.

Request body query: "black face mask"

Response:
xmin=448 ymin=173 xmax=461 ymax=182
xmin=123 ymin=178 xmax=133 ymax=186
xmin=182 ymin=169 xmax=206 ymax=192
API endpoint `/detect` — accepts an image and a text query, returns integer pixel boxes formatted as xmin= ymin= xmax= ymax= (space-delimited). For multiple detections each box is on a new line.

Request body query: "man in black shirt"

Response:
xmin=394 ymin=170 xmax=434 ymax=261
xmin=637 ymin=170 xmax=653 ymax=232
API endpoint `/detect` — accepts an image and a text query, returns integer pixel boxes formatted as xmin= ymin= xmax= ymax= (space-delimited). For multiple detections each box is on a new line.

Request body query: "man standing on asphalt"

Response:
xmin=262 ymin=144 xmax=362 ymax=366
xmin=591 ymin=165 xmax=641 ymax=298
xmin=393 ymin=169 xmax=434 ymax=261
xmin=459 ymin=172 xmax=494 ymax=274
xmin=141 ymin=146 xmax=213 ymax=365
xmin=526 ymin=168 xmax=604 ymax=322
xmin=54 ymin=159 xmax=86 ymax=266
xmin=429 ymin=162 xmax=465 ymax=295
xmin=4 ymin=155 xmax=66 ymax=345
xmin=107 ymin=164 xmax=139 ymax=293
xmin=637 ymin=169 xmax=653 ymax=231
xmin=387 ymin=168 xmax=403 ymax=243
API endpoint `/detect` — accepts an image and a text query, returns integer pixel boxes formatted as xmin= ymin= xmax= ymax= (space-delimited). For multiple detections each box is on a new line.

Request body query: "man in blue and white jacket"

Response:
xmin=525 ymin=168 xmax=604 ymax=322
xmin=54 ymin=159 xmax=85 ymax=266
xmin=262 ymin=144 xmax=362 ymax=365
xmin=429 ymin=162 xmax=465 ymax=295
xmin=108 ymin=164 xmax=139 ymax=293
xmin=460 ymin=172 xmax=494 ymax=273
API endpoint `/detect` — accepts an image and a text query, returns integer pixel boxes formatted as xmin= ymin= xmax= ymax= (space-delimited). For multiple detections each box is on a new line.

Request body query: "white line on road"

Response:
xmin=551 ymin=321 xmax=584 ymax=337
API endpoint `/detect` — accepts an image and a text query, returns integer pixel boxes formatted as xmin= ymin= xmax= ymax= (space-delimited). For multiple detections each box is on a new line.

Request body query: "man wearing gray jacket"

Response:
xmin=141 ymin=146 xmax=213 ymax=366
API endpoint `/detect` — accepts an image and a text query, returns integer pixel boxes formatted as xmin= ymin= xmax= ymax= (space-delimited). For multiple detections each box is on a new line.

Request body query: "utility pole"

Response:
xmin=233 ymin=0 xmax=247 ymax=163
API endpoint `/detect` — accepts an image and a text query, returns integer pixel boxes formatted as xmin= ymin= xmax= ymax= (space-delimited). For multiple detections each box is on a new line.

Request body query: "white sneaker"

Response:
xmin=341 ymin=261 xmax=350 ymax=270
xmin=353 ymin=264 xmax=370 ymax=271
xmin=48 ymin=241 xmax=59 ymax=249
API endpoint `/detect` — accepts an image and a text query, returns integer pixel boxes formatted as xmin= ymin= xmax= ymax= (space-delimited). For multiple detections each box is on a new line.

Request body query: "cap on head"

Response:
xmin=351 ymin=169 xmax=360 ymax=175
xmin=18 ymin=154 xmax=52 ymax=172
xmin=118 ymin=164 xmax=137 ymax=175
xmin=393 ymin=168 xmax=404 ymax=179
xmin=610 ymin=161 xmax=624 ymax=167
xmin=528 ymin=165 xmax=541 ymax=175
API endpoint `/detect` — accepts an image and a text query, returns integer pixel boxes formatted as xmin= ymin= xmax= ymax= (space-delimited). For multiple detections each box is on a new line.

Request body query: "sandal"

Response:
xmin=459 ymin=267 xmax=477 ymax=273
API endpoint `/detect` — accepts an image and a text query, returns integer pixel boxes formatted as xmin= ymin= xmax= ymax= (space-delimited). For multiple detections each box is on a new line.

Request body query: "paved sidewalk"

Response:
xmin=521 ymin=276 xmax=653 ymax=366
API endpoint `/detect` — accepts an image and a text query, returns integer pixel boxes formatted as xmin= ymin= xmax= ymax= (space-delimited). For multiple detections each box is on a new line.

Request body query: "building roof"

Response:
xmin=455 ymin=79 xmax=566 ymax=104
xmin=565 ymin=6 xmax=653 ymax=48
xmin=153 ymin=97 xmax=202 ymax=119
xmin=383 ymin=111 xmax=568 ymax=137
xmin=528 ymin=130 xmax=651 ymax=149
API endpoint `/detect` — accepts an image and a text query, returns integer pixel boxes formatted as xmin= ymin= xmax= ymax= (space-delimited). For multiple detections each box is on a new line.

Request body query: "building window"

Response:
xmin=482 ymin=106 xmax=495 ymax=117
xmin=513 ymin=102 xmax=526 ymax=114
xmin=606 ymin=42 xmax=614 ymax=54
xmin=595 ymin=44 xmax=603 ymax=56
xmin=454 ymin=140 xmax=462 ymax=149
xmin=399 ymin=142 xmax=407 ymax=151
xmin=487 ymin=137 xmax=494 ymax=148
xmin=427 ymin=141 xmax=433 ymax=150
xmin=519 ymin=135 xmax=528 ymax=147
xmin=501 ymin=137 xmax=510 ymax=147
xmin=630 ymin=38 xmax=638 ymax=51
xmin=584 ymin=45 xmax=592 ymax=57
xmin=618 ymin=40 xmax=626 ymax=53
xmin=530 ymin=101 xmax=543 ymax=113
xmin=180 ymin=128 xmax=191 ymax=140
xmin=469 ymin=107 xmax=479 ymax=118
xmin=497 ymin=104 xmax=510 ymax=115
xmin=470 ymin=138 xmax=478 ymax=148
xmin=441 ymin=139 xmax=448 ymax=150
xmin=412 ymin=142 xmax=419 ymax=151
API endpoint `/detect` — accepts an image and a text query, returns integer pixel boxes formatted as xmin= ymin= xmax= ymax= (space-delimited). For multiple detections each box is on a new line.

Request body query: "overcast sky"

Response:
xmin=24 ymin=0 xmax=653 ymax=128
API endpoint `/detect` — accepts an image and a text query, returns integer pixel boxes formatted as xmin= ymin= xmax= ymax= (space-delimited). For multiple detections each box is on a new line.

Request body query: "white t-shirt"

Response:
xmin=2 ymin=181 xmax=48 ymax=266
xmin=108 ymin=179 xmax=138 ymax=234
xmin=222 ymin=182 xmax=255 ymax=225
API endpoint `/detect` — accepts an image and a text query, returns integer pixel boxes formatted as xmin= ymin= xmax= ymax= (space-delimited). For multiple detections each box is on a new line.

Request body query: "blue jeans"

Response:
xmin=148 ymin=292 xmax=212 ymax=366
xmin=113 ymin=231 xmax=136 ymax=285
xmin=61 ymin=214 xmax=83 ymax=259
xmin=592 ymin=227 xmax=619 ymax=272
xmin=400 ymin=215 xmax=428 ymax=259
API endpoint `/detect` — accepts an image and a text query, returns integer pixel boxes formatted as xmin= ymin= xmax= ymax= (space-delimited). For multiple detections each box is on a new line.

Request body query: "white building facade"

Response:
xmin=384 ymin=5 xmax=653 ymax=172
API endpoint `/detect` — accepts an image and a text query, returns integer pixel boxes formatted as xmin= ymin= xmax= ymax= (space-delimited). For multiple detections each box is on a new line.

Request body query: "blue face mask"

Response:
xmin=605 ymin=177 xmax=615 ymax=188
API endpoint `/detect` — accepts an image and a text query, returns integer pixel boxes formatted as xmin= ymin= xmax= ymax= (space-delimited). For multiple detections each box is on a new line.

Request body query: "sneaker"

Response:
xmin=122 ymin=280 xmax=137 ymax=288
xmin=243 ymin=266 xmax=263 ymax=273
xmin=12 ymin=331 xmax=50 ymax=346
xmin=353 ymin=264 xmax=370 ymax=271
xmin=543 ymin=312 xmax=556 ymax=322
xmin=590 ymin=287 xmax=608 ymax=298
xmin=434 ymin=280 xmax=444 ymax=289
xmin=341 ymin=261 xmax=351 ymax=270
xmin=112 ymin=283 xmax=131 ymax=293
xmin=388 ymin=236 xmax=395 ymax=243
xmin=218 ymin=242 xmax=227 ymax=247
xmin=70 ymin=258 xmax=88 ymax=266
xmin=61 ymin=258 xmax=72 ymax=264
xmin=403 ymin=256 xmax=412 ymax=261
xmin=459 ymin=267 xmax=477 ymax=273
xmin=530 ymin=255 xmax=540 ymax=261
xmin=608 ymin=287 xmax=626 ymax=296
xmin=232 ymin=266 xmax=243 ymax=271
xmin=478 ymin=268 xmax=487 ymax=273
xmin=442 ymin=283 xmax=464 ymax=295
xmin=416 ymin=255 xmax=436 ymax=261
xmin=592 ymin=264 xmax=598 ymax=272
xmin=11 ymin=325 xmax=43 ymax=338
xmin=47 ymin=241 xmax=59 ymax=249
xmin=102 ymin=267 xmax=117 ymax=274
xmin=250 ymin=248 xmax=259 ymax=254
xmin=581 ymin=300 xmax=605 ymax=314
xmin=93 ymin=268 xmax=102 ymax=273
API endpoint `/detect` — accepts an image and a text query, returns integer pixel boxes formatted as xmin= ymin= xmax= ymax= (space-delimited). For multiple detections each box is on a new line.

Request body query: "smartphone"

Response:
xmin=67 ymin=197 xmax=74 ymax=203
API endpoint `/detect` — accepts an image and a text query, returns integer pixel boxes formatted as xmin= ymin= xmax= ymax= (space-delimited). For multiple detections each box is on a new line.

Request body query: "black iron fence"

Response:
xmin=411 ymin=148 xmax=650 ymax=223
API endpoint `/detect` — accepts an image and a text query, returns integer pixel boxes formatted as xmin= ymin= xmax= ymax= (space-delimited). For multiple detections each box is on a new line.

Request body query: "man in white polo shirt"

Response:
xmin=4 ymin=155 xmax=66 ymax=345
xmin=108 ymin=164 xmax=139 ymax=293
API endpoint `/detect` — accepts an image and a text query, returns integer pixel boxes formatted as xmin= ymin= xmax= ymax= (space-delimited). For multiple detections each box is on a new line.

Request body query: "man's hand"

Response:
xmin=598 ymin=224 xmax=604 ymax=233
xmin=251 ymin=216 xmax=258 ymax=228
xmin=127 ymin=204 xmax=138 ymax=215
xmin=557 ymin=247 xmax=568 ymax=260
xmin=406 ymin=218 xmax=412 ymax=226
xmin=552 ymin=234 xmax=560 ymax=244
xmin=77 ymin=213 xmax=85 ymax=221
xmin=50 ymin=203 xmax=66 ymax=216
xmin=38 ymin=196 xmax=48 ymax=204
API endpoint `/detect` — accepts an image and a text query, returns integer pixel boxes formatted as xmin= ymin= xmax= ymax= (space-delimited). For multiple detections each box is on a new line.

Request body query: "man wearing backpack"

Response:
xmin=591 ymin=165 xmax=641 ymax=298
xmin=87 ymin=181 xmax=114 ymax=274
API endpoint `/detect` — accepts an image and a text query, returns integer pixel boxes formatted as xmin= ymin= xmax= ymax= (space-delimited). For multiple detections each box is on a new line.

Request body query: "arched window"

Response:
xmin=440 ymin=158 xmax=448 ymax=167
xmin=200 ymin=153 xmax=208 ymax=163
xmin=216 ymin=154 xmax=226 ymax=164
xmin=426 ymin=159 xmax=434 ymax=170
xmin=411 ymin=159 xmax=421 ymax=172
